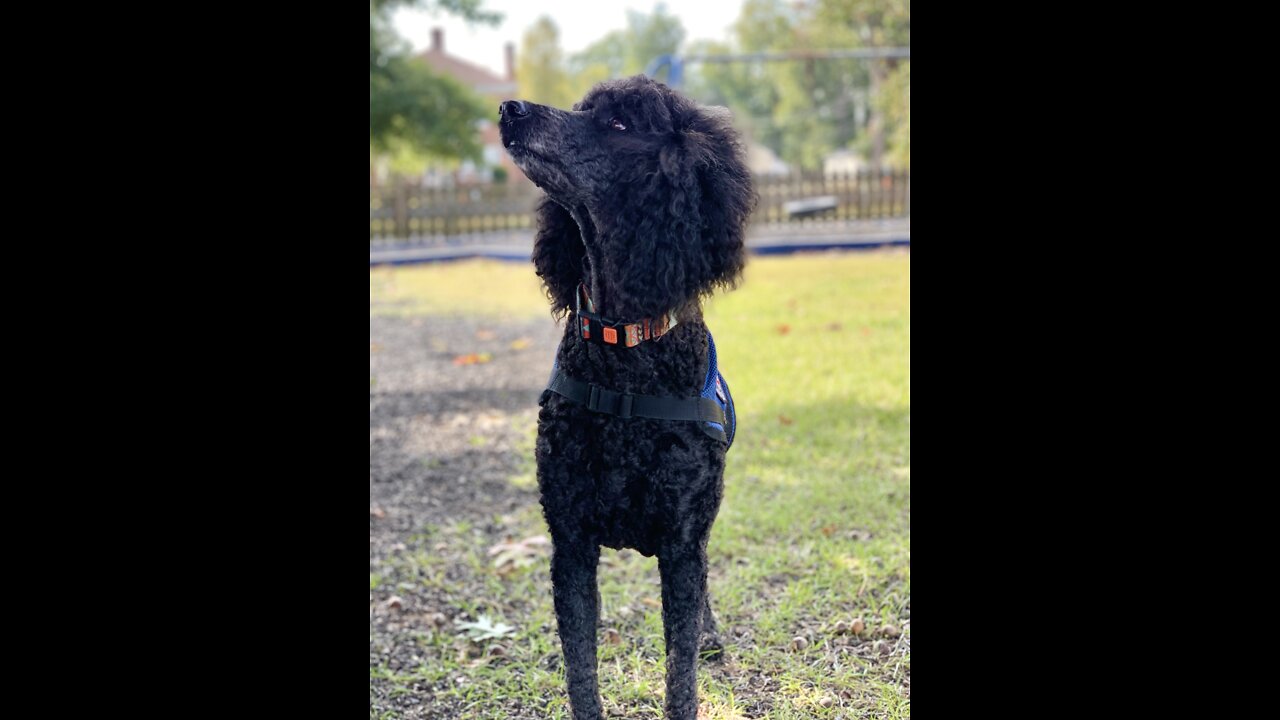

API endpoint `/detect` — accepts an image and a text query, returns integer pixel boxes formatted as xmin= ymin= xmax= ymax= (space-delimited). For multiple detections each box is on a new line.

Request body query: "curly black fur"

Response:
xmin=500 ymin=75 xmax=755 ymax=720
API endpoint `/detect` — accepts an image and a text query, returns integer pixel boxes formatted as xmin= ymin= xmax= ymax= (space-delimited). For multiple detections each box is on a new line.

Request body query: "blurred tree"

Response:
xmin=734 ymin=0 xmax=794 ymax=51
xmin=623 ymin=5 xmax=685 ymax=79
xmin=879 ymin=59 xmax=909 ymax=167
xmin=573 ymin=31 xmax=627 ymax=79
xmin=569 ymin=59 xmax=615 ymax=103
xmin=369 ymin=0 xmax=500 ymax=171
xmin=685 ymin=0 xmax=908 ymax=170
xmin=684 ymin=38 xmax=785 ymax=155
xmin=568 ymin=31 xmax=627 ymax=97
xmin=518 ymin=17 xmax=575 ymax=109
xmin=770 ymin=6 xmax=866 ymax=170
xmin=816 ymin=0 xmax=910 ymax=166
xmin=568 ymin=4 xmax=686 ymax=96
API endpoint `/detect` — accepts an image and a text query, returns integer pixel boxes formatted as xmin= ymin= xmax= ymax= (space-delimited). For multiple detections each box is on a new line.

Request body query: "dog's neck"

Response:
xmin=566 ymin=203 xmax=700 ymax=325
xmin=567 ymin=204 xmax=609 ymax=316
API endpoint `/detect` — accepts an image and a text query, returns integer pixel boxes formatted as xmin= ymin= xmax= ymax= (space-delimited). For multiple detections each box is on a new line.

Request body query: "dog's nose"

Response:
xmin=499 ymin=100 xmax=529 ymax=119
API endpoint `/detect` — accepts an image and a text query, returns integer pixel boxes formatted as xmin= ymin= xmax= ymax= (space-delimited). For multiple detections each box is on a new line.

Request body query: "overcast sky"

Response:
xmin=393 ymin=0 xmax=741 ymax=78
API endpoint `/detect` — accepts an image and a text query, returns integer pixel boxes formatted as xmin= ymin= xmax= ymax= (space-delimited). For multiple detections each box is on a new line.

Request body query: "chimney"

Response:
xmin=505 ymin=42 xmax=516 ymax=81
xmin=431 ymin=28 xmax=443 ymax=53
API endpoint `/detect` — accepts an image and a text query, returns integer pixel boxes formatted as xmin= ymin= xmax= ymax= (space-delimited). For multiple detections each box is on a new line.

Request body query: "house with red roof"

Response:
xmin=416 ymin=28 xmax=524 ymax=186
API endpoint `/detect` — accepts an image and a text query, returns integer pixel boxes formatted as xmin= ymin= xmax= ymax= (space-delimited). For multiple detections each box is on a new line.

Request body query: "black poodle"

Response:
xmin=499 ymin=75 xmax=754 ymax=720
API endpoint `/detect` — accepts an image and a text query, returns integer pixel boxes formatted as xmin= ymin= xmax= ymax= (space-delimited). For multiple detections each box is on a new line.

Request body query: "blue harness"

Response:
xmin=700 ymin=332 xmax=736 ymax=447
xmin=545 ymin=330 xmax=737 ymax=448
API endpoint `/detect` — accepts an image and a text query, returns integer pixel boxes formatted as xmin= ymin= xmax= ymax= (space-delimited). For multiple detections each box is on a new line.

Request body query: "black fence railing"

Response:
xmin=370 ymin=169 xmax=909 ymax=244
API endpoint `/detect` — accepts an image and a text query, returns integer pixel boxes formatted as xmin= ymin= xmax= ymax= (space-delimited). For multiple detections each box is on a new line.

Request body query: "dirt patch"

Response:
xmin=369 ymin=314 xmax=561 ymax=542
xmin=370 ymin=313 xmax=564 ymax=718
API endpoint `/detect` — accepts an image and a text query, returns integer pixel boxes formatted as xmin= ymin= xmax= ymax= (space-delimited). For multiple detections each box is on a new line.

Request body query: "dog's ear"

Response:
xmin=684 ymin=104 xmax=753 ymax=292
xmin=532 ymin=195 xmax=584 ymax=317
xmin=612 ymin=102 xmax=753 ymax=318
xmin=619 ymin=103 xmax=747 ymax=311
xmin=595 ymin=93 xmax=755 ymax=320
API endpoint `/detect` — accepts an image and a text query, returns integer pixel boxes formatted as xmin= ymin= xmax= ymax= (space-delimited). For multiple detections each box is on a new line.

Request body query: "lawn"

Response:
xmin=370 ymin=249 xmax=910 ymax=719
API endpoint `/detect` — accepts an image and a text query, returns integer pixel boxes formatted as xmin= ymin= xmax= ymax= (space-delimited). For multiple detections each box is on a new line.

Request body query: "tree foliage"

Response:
xmin=369 ymin=0 xmax=500 ymax=166
xmin=685 ymin=0 xmax=910 ymax=170
xmin=568 ymin=5 xmax=686 ymax=96
xmin=518 ymin=17 xmax=575 ymax=109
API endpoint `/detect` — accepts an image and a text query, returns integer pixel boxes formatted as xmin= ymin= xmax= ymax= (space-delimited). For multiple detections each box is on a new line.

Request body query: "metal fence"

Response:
xmin=370 ymin=169 xmax=909 ymax=245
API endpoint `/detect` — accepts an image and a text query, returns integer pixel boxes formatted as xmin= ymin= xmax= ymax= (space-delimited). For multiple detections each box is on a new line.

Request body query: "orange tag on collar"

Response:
xmin=602 ymin=327 xmax=618 ymax=344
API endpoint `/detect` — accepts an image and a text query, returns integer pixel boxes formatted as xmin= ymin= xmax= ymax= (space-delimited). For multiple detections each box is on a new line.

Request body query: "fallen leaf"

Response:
xmin=453 ymin=352 xmax=493 ymax=366
xmin=487 ymin=536 xmax=550 ymax=556
xmin=509 ymin=337 xmax=532 ymax=350
xmin=370 ymin=507 xmax=386 ymax=519
xmin=861 ymin=326 xmax=871 ymax=336
xmin=820 ymin=524 xmax=836 ymax=536
xmin=640 ymin=597 xmax=661 ymax=609
xmin=826 ymin=323 xmax=844 ymax=331
xmin=778 ymin=415 xmax=794 ymax=426
xmin=776 ymin=324 xmax=791 ymax=335
xmin=476 ymin=329 xmax=496 ymax=340
xmin=455 ymin=615 xmax=517 ymax=642
xmin=488 ymin=535 xmax=551 ymax=574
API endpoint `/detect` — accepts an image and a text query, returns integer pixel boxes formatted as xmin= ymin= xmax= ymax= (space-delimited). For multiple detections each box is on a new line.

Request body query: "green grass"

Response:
xmin=370 ymin=259 xmax=550 ymax=318
xmin=370 ymin=250 xmax=910 ymax=718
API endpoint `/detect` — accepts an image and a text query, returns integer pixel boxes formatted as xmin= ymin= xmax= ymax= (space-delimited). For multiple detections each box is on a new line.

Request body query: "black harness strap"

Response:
xmin=546 ymin=369 xmax=728 ymax=443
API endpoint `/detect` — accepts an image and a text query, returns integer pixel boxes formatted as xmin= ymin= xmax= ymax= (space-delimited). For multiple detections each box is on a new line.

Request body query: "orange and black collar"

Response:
xmin=575 ymin=283 xmax=677 ymax=348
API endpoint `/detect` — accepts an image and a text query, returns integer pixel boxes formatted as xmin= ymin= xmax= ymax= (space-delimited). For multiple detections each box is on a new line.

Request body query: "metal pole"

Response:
xmin=648 ymin=48 xmax=909 ymax=87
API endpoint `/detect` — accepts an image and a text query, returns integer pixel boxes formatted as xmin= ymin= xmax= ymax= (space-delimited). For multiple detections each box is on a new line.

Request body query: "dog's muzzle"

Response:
xmin=499 ymin=100 xmax=529 ymax=120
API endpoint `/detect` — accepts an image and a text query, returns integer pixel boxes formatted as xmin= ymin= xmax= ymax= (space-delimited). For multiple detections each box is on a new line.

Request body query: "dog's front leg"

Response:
xmin=550 ymin=537 xmax=603 ymax=720
xmin=657 ymin=540 xmax=709 ymax=720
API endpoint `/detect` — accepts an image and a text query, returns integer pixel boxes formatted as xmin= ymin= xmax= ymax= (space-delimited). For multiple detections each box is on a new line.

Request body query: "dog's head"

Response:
xmin=500 ymin=75 xmax=754 ymax=320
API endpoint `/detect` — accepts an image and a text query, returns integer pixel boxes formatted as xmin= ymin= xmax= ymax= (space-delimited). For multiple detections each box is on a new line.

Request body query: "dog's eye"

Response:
xmin=608 ymin=117 xmax=628 ymax=131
